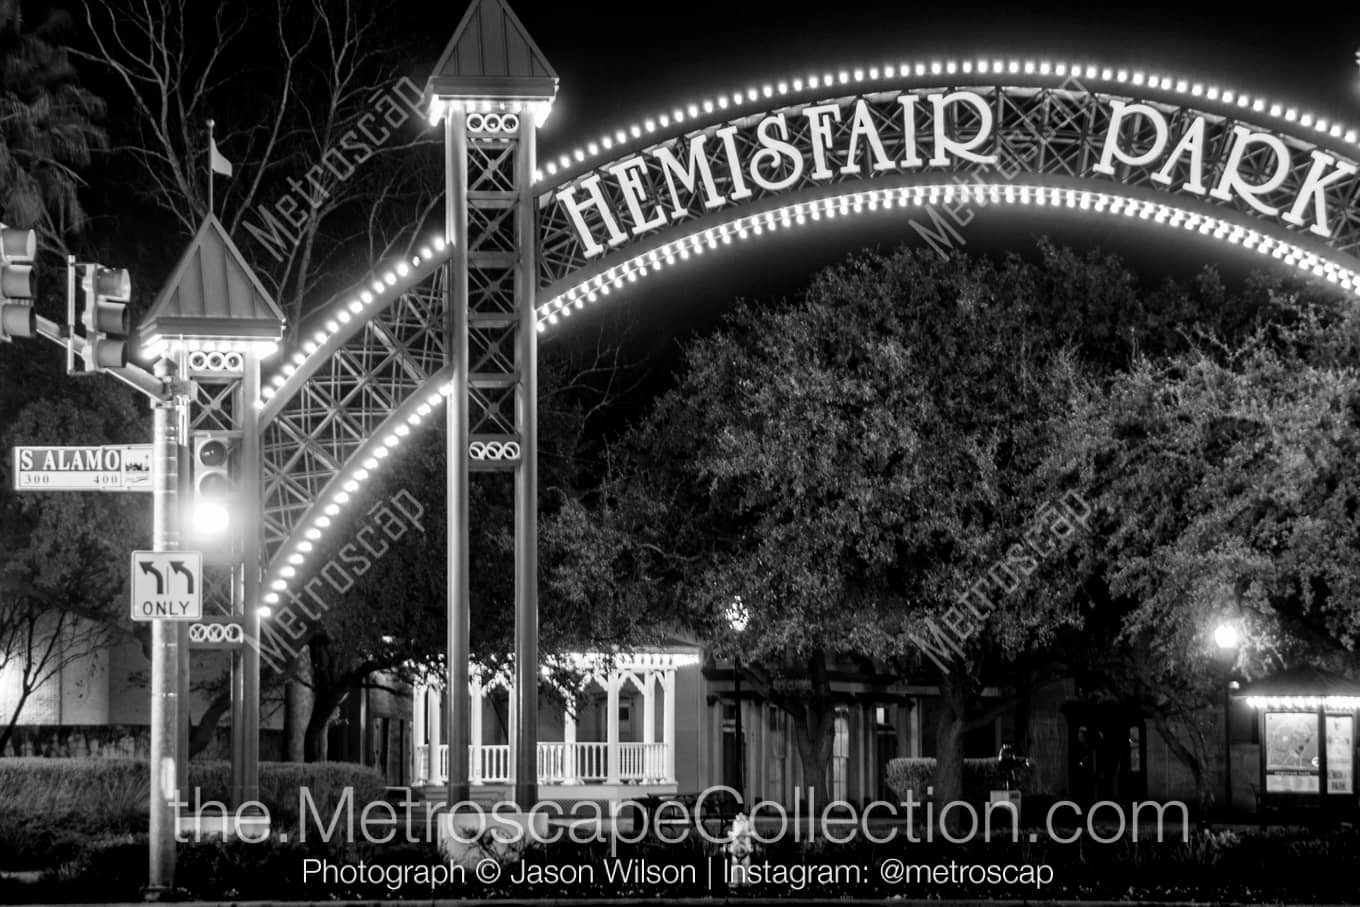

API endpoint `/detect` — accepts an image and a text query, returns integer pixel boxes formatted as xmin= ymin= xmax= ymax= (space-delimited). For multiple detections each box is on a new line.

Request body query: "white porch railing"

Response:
xmin=569 ymin=741 xmax=608 ymax=782
xmin=419 ymin=741 xmax=672 ymax=785
xmin=475 ymin=744 xmax=510 ymax=782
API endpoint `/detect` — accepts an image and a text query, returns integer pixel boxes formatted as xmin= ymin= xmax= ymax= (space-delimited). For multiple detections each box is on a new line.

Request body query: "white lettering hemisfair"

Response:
xmin=555 ymin=91 xmax=1354 ymax=257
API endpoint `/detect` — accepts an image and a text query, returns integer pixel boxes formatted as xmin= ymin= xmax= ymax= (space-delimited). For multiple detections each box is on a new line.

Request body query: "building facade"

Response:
xmin=2 ymin=633 xmax=1253 ymax=812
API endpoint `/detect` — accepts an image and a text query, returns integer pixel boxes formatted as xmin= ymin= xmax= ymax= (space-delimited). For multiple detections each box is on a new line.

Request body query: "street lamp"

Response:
xmin=1214 ymin=620 xmax=1241 ymax=818
xmin=726 ymin=597 xmax=750 ymax=806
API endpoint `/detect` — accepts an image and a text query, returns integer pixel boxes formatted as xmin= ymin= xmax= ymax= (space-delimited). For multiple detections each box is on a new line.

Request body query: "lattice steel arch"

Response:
xmin=257 ymin=246 xmax=451 ymax=561
xmin=255 ymin=59 xmax=1360 ymax=623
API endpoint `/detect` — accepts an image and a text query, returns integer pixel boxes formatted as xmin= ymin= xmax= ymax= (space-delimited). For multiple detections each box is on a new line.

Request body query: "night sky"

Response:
xmin=58 ymin=1 xmax=1360 ymax=373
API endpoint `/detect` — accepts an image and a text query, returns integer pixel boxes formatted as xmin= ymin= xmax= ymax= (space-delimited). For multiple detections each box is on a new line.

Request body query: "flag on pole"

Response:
xmin=210 ymin=135 xmax=233 ymax=177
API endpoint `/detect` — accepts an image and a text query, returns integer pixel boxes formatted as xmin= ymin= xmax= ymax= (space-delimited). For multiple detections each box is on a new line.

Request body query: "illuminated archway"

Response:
xmin=256 ymin=57 xmax=1360 ymax=629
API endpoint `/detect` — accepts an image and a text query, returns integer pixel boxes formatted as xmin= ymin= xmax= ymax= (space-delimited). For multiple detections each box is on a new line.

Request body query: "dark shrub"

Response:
xmin=0 ymin=757 xmax=385 ymax=870
xmin=884 ymin=756 xmax=1033 ymax=806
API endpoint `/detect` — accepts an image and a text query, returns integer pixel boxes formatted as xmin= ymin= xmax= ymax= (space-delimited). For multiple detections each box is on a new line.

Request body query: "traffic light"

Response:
xmin=0 ymin=226 xmax=35 ymax=342
xmin=190 ymin=432 xmax=239 ymax=542
xmin=79 ymin=264 xmax=131 ymax=370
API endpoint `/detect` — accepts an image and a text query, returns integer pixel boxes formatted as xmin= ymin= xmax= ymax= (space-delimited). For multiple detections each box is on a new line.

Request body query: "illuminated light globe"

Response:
xmin=1214 ymin=622 xmax=1240 ymax=650
xmin=193 ymin=498 xmax=231 ymax=536
xmin=726 ymin=597 xmax=750 ymax=633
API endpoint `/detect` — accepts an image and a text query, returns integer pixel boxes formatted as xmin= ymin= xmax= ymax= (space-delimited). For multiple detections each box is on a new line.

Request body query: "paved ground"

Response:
xmin=42 ymin=899 xmax=1357 ymax=907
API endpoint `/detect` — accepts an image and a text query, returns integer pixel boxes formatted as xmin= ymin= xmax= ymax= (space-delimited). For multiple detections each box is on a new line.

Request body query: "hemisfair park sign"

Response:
xmin=548 ymin=83 xmax=1355 ymax=259
xmin=528 ymin=63 xmax=1360 ymax=318
xmin=252 ymin=0 xmax=1360 ymax=820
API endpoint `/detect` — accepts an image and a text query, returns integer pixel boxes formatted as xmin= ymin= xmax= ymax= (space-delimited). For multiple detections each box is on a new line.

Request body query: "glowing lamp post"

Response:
xmin=726 ymin=597 xmax=750 ymax=805
xmin=137 ymin=215 xmax=285 ymax=891
xmin=1214 ymin=620 xmax=1241 ymax=817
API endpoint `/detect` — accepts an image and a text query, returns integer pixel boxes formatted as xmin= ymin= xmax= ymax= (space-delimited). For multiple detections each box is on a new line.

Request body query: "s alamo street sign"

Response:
xmin=12 ymin=444 xmax=153 ymax=492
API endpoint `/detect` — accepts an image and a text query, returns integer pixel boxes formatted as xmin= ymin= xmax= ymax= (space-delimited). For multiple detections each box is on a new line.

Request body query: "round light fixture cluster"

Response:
xmin=188 ymin=350 xmax=245 ymax=372
xmin=469 ymin=440 xmax=521 ymax=460
xmin=188 ymin=622 xmax=244 ymax=644
xmin=467 ymin=112 xmax=520 ymax=134
xmin=429 ymin=97 xmax=553 ymax=129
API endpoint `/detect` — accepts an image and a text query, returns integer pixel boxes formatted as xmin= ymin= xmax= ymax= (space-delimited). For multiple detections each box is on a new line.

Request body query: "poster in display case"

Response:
xmin=1326 ymin=714 xmax=1353 ymax=794
xmin=1265 ymin=712 xmax=1320 ymax=794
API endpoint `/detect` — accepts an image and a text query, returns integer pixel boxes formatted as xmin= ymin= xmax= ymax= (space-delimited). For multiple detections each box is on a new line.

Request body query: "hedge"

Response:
xmin=0 ymin=758 xmax=386 ymax=870
xmin=884 ymin=756 xmax=1033 ymax=805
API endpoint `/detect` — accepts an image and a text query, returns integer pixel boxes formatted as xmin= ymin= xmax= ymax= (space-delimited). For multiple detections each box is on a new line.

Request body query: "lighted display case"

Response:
xmin=1239 ymin=666 xmax=1360 ymax=815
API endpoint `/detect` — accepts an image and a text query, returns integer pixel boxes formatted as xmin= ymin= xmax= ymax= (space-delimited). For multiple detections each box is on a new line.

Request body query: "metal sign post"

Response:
xmin=146 ymin=355 xmax=187 ymax=897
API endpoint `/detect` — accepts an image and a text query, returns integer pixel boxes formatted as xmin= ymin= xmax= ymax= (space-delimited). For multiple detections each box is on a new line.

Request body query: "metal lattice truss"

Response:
xmin=188 ymin=376 xmax=243 ymax=619
xmin=464 ymin=126 xmax=529 ymax=467
xmin=258 ymin=259 xmax=449 ymax=560
xmin=258 ymin=70 xmax=1360 ymax=583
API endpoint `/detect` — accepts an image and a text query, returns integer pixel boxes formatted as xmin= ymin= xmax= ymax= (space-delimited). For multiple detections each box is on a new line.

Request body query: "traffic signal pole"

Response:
xmin=30 ymin=267 xmax=187 ymax=895
xmin=21 ymin=228 xmax=273 ymax=893
xmin=148 ymin=354 xmax=187 ymax=897
xmin=241 ymin=356 xmax=262 ymax=805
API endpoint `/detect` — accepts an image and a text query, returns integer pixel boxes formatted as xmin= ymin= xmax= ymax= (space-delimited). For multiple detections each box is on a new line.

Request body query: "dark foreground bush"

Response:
xmin=884 ymin=756 xmax=1033 ymax=805
xmin=183 ymin=760 xmax=387 ymax=827
xmin=0 ymin=758 xmax=385 ymax=870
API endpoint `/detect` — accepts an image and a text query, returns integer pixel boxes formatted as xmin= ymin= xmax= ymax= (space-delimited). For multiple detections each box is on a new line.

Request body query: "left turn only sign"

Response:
xmin=130 ymin=550 xmax=202 ymax=621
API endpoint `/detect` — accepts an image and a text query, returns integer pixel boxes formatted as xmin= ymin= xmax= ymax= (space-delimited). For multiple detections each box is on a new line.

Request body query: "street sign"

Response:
xmin=130 ymin=550 xmax=202 ymax=621
xmin=13 ymin=444 xmax=153 ymax=492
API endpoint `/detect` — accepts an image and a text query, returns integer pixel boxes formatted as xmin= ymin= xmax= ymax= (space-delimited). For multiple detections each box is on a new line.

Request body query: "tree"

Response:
xmin=1048 ymin=299 xmax=1360 ymax=805
xmin=80 ymin=0 xmax=442 ymax=325
xmin=0 ymin=0 xmax=106 ymax=249
xmin=552 ymin=244 xmax=1096 ymax=811
xmin=0 ymin=356 xmax=147 ymax=753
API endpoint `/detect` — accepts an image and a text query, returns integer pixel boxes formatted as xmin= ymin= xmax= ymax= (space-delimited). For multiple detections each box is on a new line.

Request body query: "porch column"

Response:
xmin=643 ymin=671 xmax=656 ymax=781
xmin=470 ymin=676 xmax=484 ymax=783
xmin=759 ymin=699 xmax=769 ymax=801
xmin=563 ymin=700 xmax=577 ymax=783
xmin=408 ymin=685 xmax=424 ymax=783
xmin=662 ymin=669 xmax=676 ymax=783
xmin=907 ymin=698 xmax=921 ymax=757
xmin=428 ymin=686 xmax=443 ymax=783
xmin=606 ymin=672 xmax=621 ymax=784
xmin=508 ymin=683 xmax=518 ymax=784
xmin=858 ymin=702 xmax=871 ymax=802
